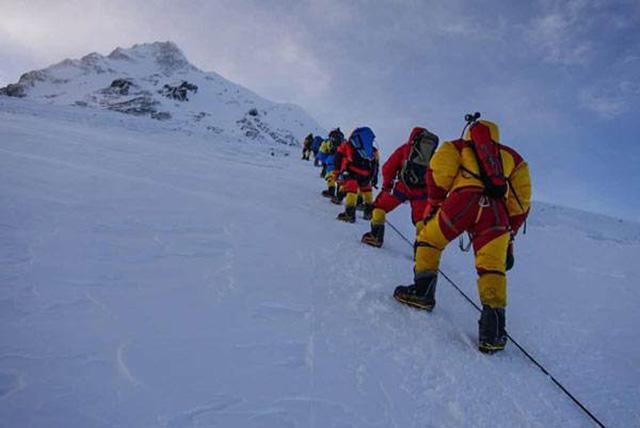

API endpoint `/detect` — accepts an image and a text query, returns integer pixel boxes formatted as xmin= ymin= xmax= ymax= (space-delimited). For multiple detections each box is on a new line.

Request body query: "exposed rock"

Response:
xmin=237 ymin=112 xmax=297 ymax=146
xmin=206 ymin=125 xmax=224 ymax=134
xmin=18 ymin=70 xmax=49 ymax=86
xmin=193 ymin=112 xmax=210 ymax=122
xmin=107 ymin=47 xmax=132 ymax=61
xmin=160 ymin=81 xmax=198 ymax=101
xmin=0 ymin=83 xmax=26 ymax=98
xmin=105 ymin=79 xmax=134 ymax=96
xmin=107 ymin=96 xmax=159 ymax=116
xmin=237 ymin=117 xmax=262 ymax=140
xmin=152 ymin=41 xmax=190 ymax=73
xmin=1 ymin=70 xmax=52 ymax=97
xmin=151 ymin=111 xmax=172 ymax=121
xmin=81 ymin=52 xmax=103 ymax=65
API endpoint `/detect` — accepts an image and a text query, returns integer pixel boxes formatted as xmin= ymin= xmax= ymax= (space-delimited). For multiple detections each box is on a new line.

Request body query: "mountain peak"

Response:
xmin=0 ymin=41 xmax=323 ymax=146
xmin=108 ymin=41 xmax=192 ymax=73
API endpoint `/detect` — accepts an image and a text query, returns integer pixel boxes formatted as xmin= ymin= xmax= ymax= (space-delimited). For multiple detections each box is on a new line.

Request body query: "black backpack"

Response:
xmin=328 ymin=128 xmax=343 ymax=154
xmin=400 ymin=129 xmax=439 ymax=188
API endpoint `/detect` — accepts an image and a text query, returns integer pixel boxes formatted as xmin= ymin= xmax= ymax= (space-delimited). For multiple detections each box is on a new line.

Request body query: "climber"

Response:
xmin=302 ymin=133 xmax=313 ymax=160
xmin=336 ymin=127 xmax=378 ymax=223
xmin=393 ymin=117 xmax=531 ymax=354
xmin=362 ymin=127 xmax=439 ymax=247
xmin=312 ymin=135 xmax=324 ymax=166
xmin=320 ymin=129 xmax=344 ymax=197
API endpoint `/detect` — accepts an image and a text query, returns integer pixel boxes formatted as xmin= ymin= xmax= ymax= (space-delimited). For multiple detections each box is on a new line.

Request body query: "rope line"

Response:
xmin=385 ymin=219 xmax=606 ymax=428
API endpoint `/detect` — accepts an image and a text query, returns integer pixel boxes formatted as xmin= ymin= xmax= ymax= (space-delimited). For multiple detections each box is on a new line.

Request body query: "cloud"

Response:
xmin=580 ymin=89 xmax=627 ymax=119
xmin=524 ymin=0 xmax=640 ymax=124
xmin=579 ymin=54 xmax=640 ymax=118
xmin=1 ymin=0 xmax=639 ymax=218
xmin=254 ymin=34 xmax=331 ymax=100
xmin=582 ymin=85 xmax=640 ymax=119
xmin=526 ymin=3 xmax=593 ymax=66
xmin=581 ymin=80 xmax=640 ymax=118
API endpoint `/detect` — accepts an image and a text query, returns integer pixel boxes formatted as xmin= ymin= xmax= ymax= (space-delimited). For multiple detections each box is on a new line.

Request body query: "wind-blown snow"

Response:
xmin=1 ymin=97 xmax=639 ymax=427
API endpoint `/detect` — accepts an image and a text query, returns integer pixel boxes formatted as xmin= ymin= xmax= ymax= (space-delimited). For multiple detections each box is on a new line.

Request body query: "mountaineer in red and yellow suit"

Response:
xmin=361 ymin=127 xmax=434 ymax=248
xmin=393 ymin=120 xmax=531 ymax=354
xmin=336 ymin=127 xmax=379 ymax=223
xmin=330 ymin=139 xmax=351 ymax=205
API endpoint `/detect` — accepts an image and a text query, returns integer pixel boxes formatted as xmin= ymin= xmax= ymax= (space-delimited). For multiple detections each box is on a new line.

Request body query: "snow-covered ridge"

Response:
xmin=0 ymin=41 xmax=323 ymax=147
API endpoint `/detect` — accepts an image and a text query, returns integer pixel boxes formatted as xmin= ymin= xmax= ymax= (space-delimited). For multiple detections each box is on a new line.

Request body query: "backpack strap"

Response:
xmin=464 ymin=140 xmax=507 ymax=199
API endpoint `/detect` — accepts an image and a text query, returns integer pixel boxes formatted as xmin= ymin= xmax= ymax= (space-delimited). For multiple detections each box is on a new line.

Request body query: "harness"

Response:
xmin=456 ymin=189 xmax=510 ymax=252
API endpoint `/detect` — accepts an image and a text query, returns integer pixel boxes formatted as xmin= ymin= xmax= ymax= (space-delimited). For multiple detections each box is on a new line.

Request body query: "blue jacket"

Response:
xmin=312 ymin=136 xmax=323 ymax=153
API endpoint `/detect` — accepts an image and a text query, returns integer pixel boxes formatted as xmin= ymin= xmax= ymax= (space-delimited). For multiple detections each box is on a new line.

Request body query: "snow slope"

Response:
xmin=0 ymin=41 xmax=323 ymax=147
xmin=1 ymin=97 xmax=639 ymax=427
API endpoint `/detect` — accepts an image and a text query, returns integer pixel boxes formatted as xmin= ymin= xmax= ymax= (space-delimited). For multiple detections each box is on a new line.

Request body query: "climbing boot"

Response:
xmin=331 ymin=190 xmax=345 ymax=205
xmin=321 ymin=186 xmax=336 ymax=198
xmin=337 ymin=206 xmax=356 ymax=223
xmin=478 ymin=305 xmax=507 ymax=354
xmin=362 ymin=204 xmax=373 ymax=220
xmin=361 ymin=224 xmax=384 ymax=248
xmin=393 ymin=271 xmax=437 ymax=311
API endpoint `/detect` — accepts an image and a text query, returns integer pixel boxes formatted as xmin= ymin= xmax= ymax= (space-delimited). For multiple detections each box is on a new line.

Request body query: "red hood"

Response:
xmin=408 ymin=127 xmax=427 ymax=143
xmin=470 ymin=122 xmax=496 ymax=145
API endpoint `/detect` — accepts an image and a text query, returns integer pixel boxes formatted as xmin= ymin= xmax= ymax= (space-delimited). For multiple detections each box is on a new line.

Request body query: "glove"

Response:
xmin=506 ymin=237 xmax=515 ymax=271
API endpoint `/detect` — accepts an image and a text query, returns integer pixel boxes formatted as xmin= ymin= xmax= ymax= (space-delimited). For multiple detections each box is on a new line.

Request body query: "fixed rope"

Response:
xmin=384 ymin=219 xmax=606 ymax=428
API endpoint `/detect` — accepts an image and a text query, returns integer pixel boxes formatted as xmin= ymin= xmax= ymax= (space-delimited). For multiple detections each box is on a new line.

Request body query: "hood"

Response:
xmin=469 ymin=120 xmax=500 ymax=144
xmin=408 ymin=127 xmax=427 ymax=143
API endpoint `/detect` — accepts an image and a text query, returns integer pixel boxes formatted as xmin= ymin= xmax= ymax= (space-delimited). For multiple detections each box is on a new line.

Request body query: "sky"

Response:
xmin=1 ymin=0 xmax=639 ymax=220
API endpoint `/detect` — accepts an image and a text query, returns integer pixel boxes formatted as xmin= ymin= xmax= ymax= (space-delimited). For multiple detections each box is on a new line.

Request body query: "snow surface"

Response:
xmin=1 ymin=97 xmax=639 ymax=427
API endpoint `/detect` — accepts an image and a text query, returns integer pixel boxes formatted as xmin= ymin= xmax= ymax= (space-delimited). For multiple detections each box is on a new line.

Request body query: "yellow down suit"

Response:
xmin=415 ymin=120 xmax=531 ymax=308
